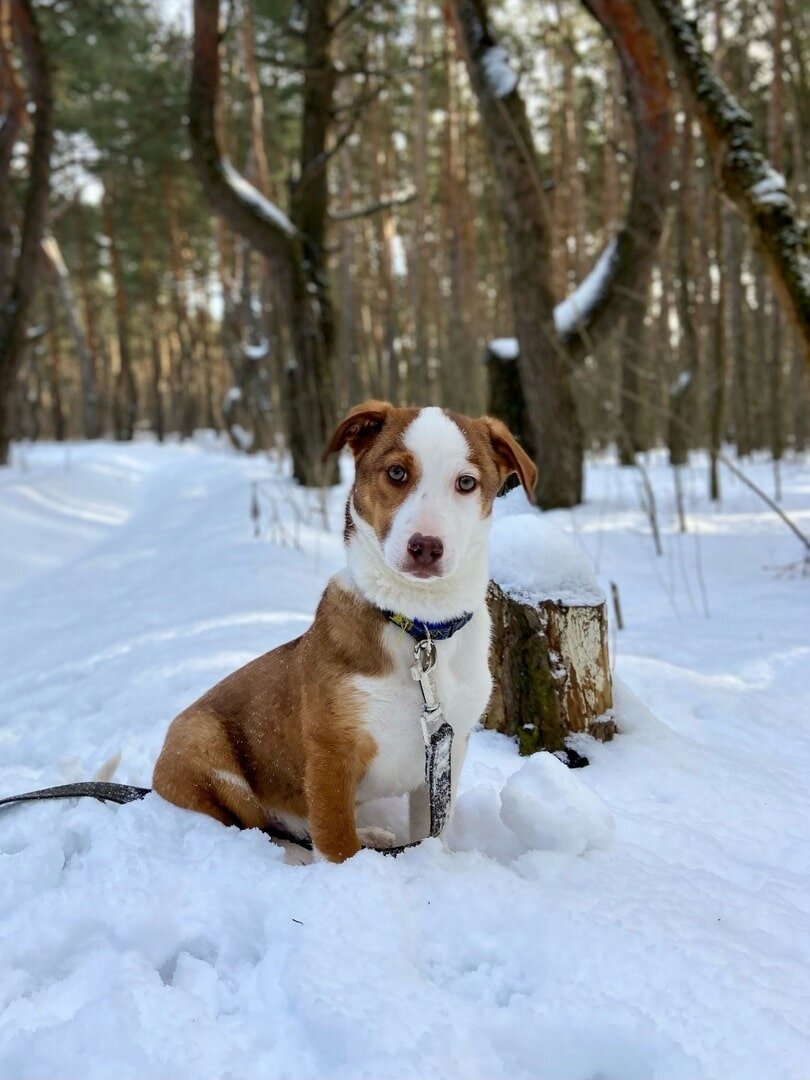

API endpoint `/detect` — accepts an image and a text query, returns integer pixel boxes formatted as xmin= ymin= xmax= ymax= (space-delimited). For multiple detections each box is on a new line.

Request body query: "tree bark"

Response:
xmin=41 ymin=234 xmax=100 ymax=439
xmin=486 ymin=582 xmax=616 ymax=754
xmin=0 ymin=0 xmax=53 ymax=465
xmin=669 ymin=112 xmax=700 ymax=466
xmin=640 ymin=0 xmax=810 ymax=373
xmin=103 ymin=198 xmax=137 ymax=442
xmin=45 ymin=287 xmax=65 ymax=441
xmin=189 ymin=0 xmax=337 ymax=485
xmin=452 ymin=0 xmax=672 ymax=507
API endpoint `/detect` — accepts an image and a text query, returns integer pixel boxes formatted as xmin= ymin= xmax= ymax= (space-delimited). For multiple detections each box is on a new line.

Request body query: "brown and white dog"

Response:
xmin=152 ymin=402 xmax=536 ymax=861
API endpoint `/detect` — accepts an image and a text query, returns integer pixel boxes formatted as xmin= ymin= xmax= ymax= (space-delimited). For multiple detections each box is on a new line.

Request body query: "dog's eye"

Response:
xmin=387 ymin=464 xmax=408 ymax=484
xmin=456 ymin=475 xmax=477 ymax=494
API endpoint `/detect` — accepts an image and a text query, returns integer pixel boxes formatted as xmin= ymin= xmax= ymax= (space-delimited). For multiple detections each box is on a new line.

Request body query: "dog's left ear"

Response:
xmin=324 ymin=400 xmax=393 ymax=460
xmin=481 ymin=416 xmax=538 ymax=502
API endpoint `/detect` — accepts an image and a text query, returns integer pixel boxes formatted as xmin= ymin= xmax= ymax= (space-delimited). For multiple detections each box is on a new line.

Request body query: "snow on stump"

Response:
xmin=487 ymin=514 xmax=616 ymax=755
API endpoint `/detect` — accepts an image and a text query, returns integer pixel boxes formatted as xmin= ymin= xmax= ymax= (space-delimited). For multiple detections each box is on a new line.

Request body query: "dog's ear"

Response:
xmin=324 ymin=400 xmax=394 ymax=460
xmin=480 ymin=416 xmax=538 ymax=502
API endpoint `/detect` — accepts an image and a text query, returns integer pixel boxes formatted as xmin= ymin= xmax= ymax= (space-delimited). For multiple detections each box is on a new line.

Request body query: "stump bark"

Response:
xmin=486 ymin=581 xmax=616 ymax=755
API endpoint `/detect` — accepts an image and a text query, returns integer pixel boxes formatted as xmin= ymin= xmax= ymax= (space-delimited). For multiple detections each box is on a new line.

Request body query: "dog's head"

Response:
xmin=325 ymin=402 xmax=536 ymax=614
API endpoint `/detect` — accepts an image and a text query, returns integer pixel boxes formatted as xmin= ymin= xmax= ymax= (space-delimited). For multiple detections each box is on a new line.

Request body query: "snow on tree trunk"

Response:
xmin=639 ymin=0 xmax=810 ymax=373
xmin=452 ymin=0 xmax=672 ymax=509
xmin=486 ymin=514 xmax=616 ymax=754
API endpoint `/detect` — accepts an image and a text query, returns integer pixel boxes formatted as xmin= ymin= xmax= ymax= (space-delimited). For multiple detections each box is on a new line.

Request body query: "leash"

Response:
xmin=0 ymin=781 xmax=151 ymax=809
xmin=1 ymin=615 xmax=466 ymax=857
xmin=408 ymin=630 xmax=454 ymax=838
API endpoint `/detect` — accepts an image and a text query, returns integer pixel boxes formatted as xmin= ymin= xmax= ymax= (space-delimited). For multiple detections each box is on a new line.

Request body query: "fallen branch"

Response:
xmin=719 ymin=453 xmax=810 ymax=556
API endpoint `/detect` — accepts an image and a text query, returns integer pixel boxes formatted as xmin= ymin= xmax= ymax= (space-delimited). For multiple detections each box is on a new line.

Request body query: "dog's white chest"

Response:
xmin=354 ymin=615 xmax=492 ymax=802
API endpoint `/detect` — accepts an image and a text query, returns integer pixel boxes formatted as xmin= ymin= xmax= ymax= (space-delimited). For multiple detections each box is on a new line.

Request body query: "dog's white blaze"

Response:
xmin=345 ymin=407 xmax=493 ymax=622
xmin=383 ymin=407 xmax=485 ymax=578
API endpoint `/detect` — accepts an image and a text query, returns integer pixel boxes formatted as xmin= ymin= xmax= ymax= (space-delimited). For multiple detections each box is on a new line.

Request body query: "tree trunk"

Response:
xmin=486 ymin=582 xmax=616 ymax=755
xmin=189 ymin=0 xmax=337 ymax=485
xmin=485 ymin=343 xmax=536 ymax=466
xmin=45 ymin=287 xmax=65 ymax=441
xmin=0 ymin=0 xmax=53 ymax=465
xmin=708 ymin=193 xmax=726 ymax=500
xmin=103 ymin=198 xmax=137 ymax=442
xmin=669 ymin=112 xmax=700 ymax=466
xmin=641 ymin=0 xmax=810 ymax=372
xmin=727 ymin=214 xmax=751 ymax=456
xmin=41 ymin=234 xmax=99 ymax=439
xmin=618 ymin=283 xmax=649 ymax=465
xmin=452 ymin=0 xmax=672 ymax=507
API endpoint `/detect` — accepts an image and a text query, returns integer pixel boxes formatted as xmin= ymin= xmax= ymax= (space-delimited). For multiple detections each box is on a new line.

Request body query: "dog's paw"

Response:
xmin=357 ymin=826 xmax=397 ymax=851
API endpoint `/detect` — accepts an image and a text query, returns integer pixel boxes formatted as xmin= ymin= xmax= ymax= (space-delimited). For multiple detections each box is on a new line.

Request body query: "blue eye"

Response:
xmin=456 ymin=475 xmax=477 ymax=493
xmin=387 ymin=465 xmax=408 ymax=483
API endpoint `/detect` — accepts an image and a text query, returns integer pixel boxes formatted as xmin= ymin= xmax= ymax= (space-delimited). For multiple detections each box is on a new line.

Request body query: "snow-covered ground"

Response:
xmin=1 ymin=437 xmax=809 ymax=1080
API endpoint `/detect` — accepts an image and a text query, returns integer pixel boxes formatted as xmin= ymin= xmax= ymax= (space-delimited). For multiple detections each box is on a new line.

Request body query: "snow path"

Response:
xmin=1 ymin=440 xmax=809 ymax=1080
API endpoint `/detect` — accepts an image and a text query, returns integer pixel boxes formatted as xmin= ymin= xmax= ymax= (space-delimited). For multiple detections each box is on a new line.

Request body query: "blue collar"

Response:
xmin=383 ymin=609 xmax=474 ymax=642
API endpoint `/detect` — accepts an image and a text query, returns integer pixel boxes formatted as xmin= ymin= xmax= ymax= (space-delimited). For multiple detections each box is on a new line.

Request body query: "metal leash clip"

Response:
xmin=410 ymin=633 xmax=442 ymax=745
xmin=410 ymin=629 xmax=454 ymax=838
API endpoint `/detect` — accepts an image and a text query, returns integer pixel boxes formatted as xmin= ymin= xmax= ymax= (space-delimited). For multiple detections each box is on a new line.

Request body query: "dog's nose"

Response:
xmin=407 ymin=533 xmax=444 ymax=566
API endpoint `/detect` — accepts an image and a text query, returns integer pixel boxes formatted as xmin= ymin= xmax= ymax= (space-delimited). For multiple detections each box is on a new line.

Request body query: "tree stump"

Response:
xmin=485 ymin=581 xmax=616 ymax=755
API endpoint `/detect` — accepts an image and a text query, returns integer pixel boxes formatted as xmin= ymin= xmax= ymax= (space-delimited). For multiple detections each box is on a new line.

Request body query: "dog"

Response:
xmin=152 ymin=402 xmax=536 ymax=861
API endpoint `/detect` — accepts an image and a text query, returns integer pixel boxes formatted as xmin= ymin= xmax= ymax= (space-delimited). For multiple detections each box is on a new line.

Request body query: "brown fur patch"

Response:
xmin=330 ymin=402 xmax=421 ymax=545
xmin=449 ymin=412 xmax=538 ymax=503
xmin=152 ymin=578 xmax=390 ymax=860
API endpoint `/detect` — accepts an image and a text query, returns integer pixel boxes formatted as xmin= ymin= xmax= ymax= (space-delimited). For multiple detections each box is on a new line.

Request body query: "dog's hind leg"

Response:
xmin=153 ymin=709 xmax=268 ymax=831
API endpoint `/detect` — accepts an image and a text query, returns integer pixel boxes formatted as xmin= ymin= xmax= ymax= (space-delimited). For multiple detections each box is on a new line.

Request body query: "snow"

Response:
xmin=221 ymin=160 xmax=296 ymax=238
xmin=488 ymin=239 xmax=619 ymax=348
xmin=490 ymin=511 xmax=605 ymax=605
xmin=242 ymin=339 xmax=270 ymax=362
xmin=749 ymin=165 xmax=791 ymax=208
xmin=671 ymin=370 xmax=692 ymax=394
xmin=482 ymin=45 xmax=518 ymax=98
xmin=1 ymin=440 xmax=810 ymax=1080
xmin=487 ymin=336 xmax=519 ymax=361
xmin=222 ymin=386 xmax=242 ymax=408
xmin=555 ymin=238 xmax=618 ymax=336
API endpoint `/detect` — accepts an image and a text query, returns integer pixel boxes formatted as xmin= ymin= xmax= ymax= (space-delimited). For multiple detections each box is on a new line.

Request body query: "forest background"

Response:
xmin=1 ymin=0 xmax=808 ymax=511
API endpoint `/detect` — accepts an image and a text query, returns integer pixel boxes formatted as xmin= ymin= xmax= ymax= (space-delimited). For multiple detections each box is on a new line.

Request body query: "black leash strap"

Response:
xmin=426 ymin=721 xmax=454 ymax=837
xmin=0 ymin=781 xmax=151 ymax=809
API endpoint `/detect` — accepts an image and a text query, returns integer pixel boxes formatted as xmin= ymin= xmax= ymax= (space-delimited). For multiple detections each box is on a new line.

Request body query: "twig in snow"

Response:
xmin=719 ymin=452 xmax=810 ymax=557
xmin=635 ymin=460 xmax=663 ymax=557
xmin=609 ymin=581 xmax=624 ymax=630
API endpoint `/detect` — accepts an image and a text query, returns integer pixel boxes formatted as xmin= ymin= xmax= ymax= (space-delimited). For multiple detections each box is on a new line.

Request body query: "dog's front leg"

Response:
xmin=305 ymin=743 xmax=363 ymax=862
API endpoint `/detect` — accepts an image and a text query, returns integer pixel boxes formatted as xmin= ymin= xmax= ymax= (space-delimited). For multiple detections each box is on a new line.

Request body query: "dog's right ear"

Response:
xmin=323 ymin=400 xmax=393 ymax=460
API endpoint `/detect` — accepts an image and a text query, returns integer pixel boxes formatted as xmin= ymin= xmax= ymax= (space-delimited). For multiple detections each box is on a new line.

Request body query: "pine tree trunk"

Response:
xmin=0 ymin=0 xmax=53 ymax=465
xmin=103 ymin=198 xmax=137 ymax=442
xmin=42 ymin=234 xmax=99 ymax=439
xmin=669 ymin=113 xmax=699 ymax=466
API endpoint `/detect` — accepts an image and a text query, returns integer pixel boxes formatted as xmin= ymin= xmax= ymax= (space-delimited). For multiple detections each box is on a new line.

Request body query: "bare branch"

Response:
xmin=330 ymin=189 xmax=416 ymax=222
xmin=718 ymin=453 xmax=810 ymax=556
